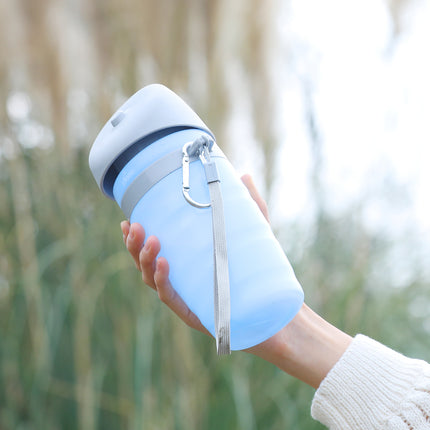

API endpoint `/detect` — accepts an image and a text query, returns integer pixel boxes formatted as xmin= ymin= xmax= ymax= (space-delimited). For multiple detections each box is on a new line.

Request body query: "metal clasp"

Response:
xmin=182 ymin=137 xmax=213 ymax=208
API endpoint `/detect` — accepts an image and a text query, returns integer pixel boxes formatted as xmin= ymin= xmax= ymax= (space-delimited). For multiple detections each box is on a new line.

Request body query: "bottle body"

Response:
xmin=113 ymin=129 xmax=304 ymax=350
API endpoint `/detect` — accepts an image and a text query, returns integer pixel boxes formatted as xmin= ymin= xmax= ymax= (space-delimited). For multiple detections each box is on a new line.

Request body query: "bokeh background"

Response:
xmin=1 ymin=0 xmax=429 ymax=429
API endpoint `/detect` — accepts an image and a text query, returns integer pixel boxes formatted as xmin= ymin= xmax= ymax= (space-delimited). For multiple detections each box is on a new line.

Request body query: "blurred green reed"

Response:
xmin=0 ymin=143 xmax=316 ymax=429
xmin=0 ymin=0 xmax=428 ymax=428
xmin=0 ymin=142 xmax=428 ymax=430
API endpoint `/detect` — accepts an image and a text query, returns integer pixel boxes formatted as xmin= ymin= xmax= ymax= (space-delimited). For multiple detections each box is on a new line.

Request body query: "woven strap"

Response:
xmin=119 ymin=138 xmax=231 ymax=355
xmin=208 ymin=178 xmax=231 ymax=355
xmin=186 ymin=136 xmax=231 ymax=355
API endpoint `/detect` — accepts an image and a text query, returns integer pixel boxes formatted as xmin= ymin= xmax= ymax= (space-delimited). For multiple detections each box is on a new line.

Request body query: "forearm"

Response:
xmin=245 ymin=304 xmax=352 ymax=389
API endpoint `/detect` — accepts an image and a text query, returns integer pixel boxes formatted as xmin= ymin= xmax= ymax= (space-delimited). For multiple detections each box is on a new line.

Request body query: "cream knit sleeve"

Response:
xmin=311 ymin=334 xmax=430 ymax=429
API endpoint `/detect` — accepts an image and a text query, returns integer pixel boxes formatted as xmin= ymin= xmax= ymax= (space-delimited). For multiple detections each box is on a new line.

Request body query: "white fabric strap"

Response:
xmin=187 ymin=137 xmax=231 ymax=355
xmin=119 ymin=139 xmax=231 ymax=355
xmin=206 ymin=166 xmax=231 ymax=355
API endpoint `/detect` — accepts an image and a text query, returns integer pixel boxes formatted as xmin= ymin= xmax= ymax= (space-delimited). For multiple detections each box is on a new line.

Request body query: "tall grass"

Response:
xmin=1 ymin=141 xmax=428 ymax=429
xmin=3 ymin=143 xmax=312 ymax=429
xmin=1 ymin=0 xmax=428 ymax=428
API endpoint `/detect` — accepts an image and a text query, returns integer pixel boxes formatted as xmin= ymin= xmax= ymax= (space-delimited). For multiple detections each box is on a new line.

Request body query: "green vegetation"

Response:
xmin=0 ymin=144 xmax=428 ymax=429
xmin=0 ymin=0 xmax=428 ymax=428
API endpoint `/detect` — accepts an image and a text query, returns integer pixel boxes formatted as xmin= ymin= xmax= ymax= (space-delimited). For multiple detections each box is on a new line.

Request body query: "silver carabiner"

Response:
xmin=182 ymin=140 xmax=211 ymax=208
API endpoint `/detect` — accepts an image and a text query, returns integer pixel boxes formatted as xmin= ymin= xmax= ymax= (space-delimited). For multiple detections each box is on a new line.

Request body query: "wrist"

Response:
xmin=245 ymin=304 xmax=352 ymax=389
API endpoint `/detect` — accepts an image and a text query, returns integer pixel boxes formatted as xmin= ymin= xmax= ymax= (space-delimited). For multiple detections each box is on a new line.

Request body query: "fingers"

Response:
xmin=120 ymin=220 xmax=130 ymax=245
xmin=139 ymin=235 xmax=161 ymax=289
xmin=124 ymin=222 xmax=146 ymax=270
xmin=240 ymin=174 xmax=270 ymax=223
xmin=121 ymin=221 xmax=161 ymax=288
xmin=154 ymin=257 xmax=212 ymax=336
xmin=120 ymin=221 xmax=210 ymax=335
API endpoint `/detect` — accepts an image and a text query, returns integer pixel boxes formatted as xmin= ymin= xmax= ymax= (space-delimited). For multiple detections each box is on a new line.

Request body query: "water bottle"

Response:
xmin=89 ymin=84 xmax=304 ymax=352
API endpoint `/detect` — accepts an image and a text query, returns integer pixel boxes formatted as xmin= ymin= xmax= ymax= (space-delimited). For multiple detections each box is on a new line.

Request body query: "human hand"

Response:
xmin=120 ymin=174 xmax=269 ymax=337
xmin=121 ymin=174 xmax=351 ymax=388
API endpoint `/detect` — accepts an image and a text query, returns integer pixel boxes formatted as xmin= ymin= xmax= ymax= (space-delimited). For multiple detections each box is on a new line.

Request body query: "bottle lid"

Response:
xmin=89 ymin=84 xmax=214 ymax=198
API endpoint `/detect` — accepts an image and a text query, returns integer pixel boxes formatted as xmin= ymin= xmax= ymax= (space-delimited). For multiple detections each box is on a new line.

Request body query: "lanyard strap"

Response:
xmin=119 ymin=136 xmax=231 ymax=355
xmin=182 ymin=136 xmax=231 ymax=355
xmin=208 ymin=176 xmax=231 ymax=355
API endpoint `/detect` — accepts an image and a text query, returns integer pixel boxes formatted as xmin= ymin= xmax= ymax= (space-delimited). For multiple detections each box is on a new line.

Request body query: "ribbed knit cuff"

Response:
xmin=311 ymin=334 xmax=430 ymax=429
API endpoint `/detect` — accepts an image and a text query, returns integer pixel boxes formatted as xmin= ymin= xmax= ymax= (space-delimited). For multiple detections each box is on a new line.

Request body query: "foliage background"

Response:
xmin=0 ymin=0 xmax=429 ymax=429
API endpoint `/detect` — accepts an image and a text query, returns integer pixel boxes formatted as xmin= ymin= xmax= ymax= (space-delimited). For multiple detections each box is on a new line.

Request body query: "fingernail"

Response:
xmin=129 ymin=225 xmax=135 ymax=240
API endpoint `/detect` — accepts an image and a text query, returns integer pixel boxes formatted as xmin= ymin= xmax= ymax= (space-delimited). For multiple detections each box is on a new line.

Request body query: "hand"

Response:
xmin=120 ymin=174 xmax=269 ymax=337
xmin=121 ymin=173 xmax=351 ymax=388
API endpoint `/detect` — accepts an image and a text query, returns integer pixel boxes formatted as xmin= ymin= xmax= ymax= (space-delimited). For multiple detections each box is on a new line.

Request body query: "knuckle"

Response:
xmin=157 ymin=290 xmax=166 ymax=303
xmin=157 ymin=288 xmax=172 ymax=304
xmin=139 ymin=251 xmax=151 ymax=268
xmin=184 ymin=311 xmax=195 ymax=328
xmin=141 ymin=272 xmax=154 ymax=288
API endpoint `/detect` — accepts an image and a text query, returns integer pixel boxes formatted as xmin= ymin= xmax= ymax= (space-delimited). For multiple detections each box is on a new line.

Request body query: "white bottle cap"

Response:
xmin=89 ymin=84 xmax=214 ymax=198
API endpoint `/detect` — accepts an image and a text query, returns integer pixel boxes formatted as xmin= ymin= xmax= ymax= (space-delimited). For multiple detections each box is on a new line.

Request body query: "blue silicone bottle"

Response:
xmin=89 ymin=84 xmax=304 ymax=351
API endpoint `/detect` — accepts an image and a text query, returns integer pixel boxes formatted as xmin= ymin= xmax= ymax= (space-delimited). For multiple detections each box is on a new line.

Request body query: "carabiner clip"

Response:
xmin=182 ymin=139 xmax=212 ymax=208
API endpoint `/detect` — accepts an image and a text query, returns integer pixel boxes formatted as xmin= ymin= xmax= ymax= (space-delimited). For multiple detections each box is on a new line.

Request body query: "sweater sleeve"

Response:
xmin=311 ymin=334 xmax=430 ymax=429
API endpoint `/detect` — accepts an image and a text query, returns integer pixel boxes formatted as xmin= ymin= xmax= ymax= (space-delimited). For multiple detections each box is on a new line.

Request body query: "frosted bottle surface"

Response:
xmin=112 ymin=128 xmax=303 ymax=350
xmin=89 ymin=84 xmax=304 ymax=351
